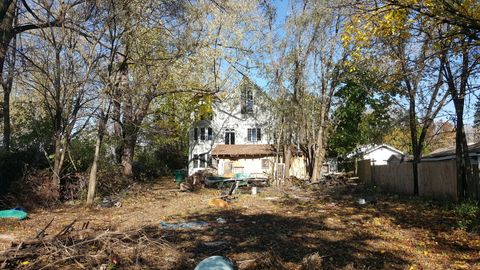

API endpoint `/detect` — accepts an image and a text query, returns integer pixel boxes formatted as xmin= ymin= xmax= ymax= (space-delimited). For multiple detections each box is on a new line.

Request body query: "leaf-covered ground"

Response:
xmin=0 ymin=178 xmax=479 ymax=269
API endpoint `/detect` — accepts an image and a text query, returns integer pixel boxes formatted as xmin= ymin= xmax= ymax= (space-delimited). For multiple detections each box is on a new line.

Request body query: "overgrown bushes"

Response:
xmin=0 ymin=148 xmax=48 ymax=196
xmin=134 ymin=145 xmax=187 ymax=179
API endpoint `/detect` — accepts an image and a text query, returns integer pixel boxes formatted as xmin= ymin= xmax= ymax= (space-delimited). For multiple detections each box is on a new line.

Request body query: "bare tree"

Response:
xmin=19 ymin=12 xmax=101 ymax=197
xmin=271 ymin=0 xmax=347 ymax=180
xmin=0 ymin=0 xmax=89 ymax=151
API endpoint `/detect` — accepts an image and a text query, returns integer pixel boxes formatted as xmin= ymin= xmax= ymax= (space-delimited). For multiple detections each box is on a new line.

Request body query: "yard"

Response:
xmin=0 ymin=178 xmax=479 ymax=269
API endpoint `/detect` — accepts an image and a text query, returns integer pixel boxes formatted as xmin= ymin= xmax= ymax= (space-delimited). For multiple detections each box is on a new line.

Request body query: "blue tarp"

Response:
xmin=0 ymin=209 xmax=27 ymax=220
xmin=159 ymin=221 xmax=209 ymax=229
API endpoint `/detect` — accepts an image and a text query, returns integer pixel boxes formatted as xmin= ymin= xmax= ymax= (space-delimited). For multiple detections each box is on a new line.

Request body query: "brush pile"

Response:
xmin=316 ymin=173 xmax=359 ymax=188
xmin=0 ymin=220 xmax=188 ymax=269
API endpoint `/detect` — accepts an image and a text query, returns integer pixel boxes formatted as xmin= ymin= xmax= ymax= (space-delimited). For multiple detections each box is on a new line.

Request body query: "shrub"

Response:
xmin=67 ymin=138 xmax=95 ymax=172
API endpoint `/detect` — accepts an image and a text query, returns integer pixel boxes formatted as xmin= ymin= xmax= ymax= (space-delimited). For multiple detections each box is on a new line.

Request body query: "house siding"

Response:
xmin=188 ymin=78 xmax=273 ymax=176
xmin=365 ymin=148 xmax=401 ymax=165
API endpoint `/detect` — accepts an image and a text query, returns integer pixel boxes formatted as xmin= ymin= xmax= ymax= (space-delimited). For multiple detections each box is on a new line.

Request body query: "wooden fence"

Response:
xmin=358 ymin=159 xmax=480 ymax=201
xmin=372 ymin=163 xmax=414 ymax=195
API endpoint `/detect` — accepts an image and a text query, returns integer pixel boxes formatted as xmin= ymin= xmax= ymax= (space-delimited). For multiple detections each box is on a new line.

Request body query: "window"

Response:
xmin=208 ymin=127 xmax=213 ymax=140
xmin=245 ymin=90 xmax=253 ymax=113
xmin=261 ymin=159 xmax=270 ymax=170
xmin=241 ymin=86 xmax=254 ymax=114
xmin=193 ymin=154 xmax=210 ymax=168
xmin=193 ymin=154 xmax=199 ymax=168
xmin=225 ymin=129 xmax=235 ymax=144
xmin=199 ymin=154 xmax=206 ymax=168
xmin=196 ymin=127 xmax=212 ymax=141
xmin=223 ymin=162 xmax=232 ymax=175
xmin=247 ymin=128 xmax=261 ymax=142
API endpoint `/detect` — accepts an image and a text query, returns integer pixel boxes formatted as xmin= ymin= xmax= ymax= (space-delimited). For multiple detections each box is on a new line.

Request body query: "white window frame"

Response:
xmin=247 ymin=128 xmax=261 ymax=142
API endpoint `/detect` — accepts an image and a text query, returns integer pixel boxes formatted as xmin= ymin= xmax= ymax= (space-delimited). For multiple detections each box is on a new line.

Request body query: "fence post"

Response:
xmin=358 ymin=159 xmax=372 ymax=185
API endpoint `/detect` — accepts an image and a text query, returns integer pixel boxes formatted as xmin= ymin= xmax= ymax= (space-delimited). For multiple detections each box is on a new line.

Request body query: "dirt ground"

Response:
xmin=0 ymin=178 xmax=479 ymax=269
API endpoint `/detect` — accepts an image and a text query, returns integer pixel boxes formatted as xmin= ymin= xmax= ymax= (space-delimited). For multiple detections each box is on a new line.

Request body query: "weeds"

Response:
xmin=454 ymin=200 xmax=480 ymax=231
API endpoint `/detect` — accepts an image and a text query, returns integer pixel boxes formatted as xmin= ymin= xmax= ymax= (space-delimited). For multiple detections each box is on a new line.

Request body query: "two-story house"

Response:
xmin=188 ymin=77 xmax=276 ymax=177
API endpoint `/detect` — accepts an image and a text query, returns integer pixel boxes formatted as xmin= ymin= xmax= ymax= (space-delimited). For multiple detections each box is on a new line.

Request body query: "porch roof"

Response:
xmin=211 ymin=144 xmax=277 ymax=158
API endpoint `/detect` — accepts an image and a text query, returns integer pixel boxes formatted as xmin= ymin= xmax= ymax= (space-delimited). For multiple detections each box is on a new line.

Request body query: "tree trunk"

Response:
xmin=408 ymin=93 xmax=420 ymax=196
xmin=454 ymin=100 xmax=471 ymax=199
xmin=112 ymin=85 xmax=123 ymax=163
xmin=284 ymin=144 xmax=292 ymax=177
xmin=311 ymin=125 xmax=325 ymax=181
xmin=0 ymin=0 xmax=15 ymax=151
xmin=86 ymin=136 xmax=101 ymax=205
xmin=2 ymin=88 xmax=10 ymax=151
xmin=87 ymin=112 xmax=107 ymax=205
xmin=311 ymin=105 xmax=328 ymax=181
xmin=51 ymin=137 xmax=63 ymax=198
xmin=444 ymin=38 xmax=472 ymax=200
xmin=121 ymin=133 xmax=136 ymax=177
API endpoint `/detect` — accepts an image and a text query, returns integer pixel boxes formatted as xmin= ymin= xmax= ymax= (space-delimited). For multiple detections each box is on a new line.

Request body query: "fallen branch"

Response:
xmin=54 ymin=219 xmax=77 ymax=238
xmin=36 ymin=218 xmax=55 ymax=239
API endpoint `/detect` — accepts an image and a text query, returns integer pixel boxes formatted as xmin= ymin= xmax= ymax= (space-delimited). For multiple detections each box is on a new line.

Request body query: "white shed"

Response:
xmin=348 ymin=144 xmax=404 ymax=165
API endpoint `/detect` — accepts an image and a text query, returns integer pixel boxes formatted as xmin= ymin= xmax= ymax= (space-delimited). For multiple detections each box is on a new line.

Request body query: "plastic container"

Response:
xmin=174 ymin=169 xmax=187 ymax=183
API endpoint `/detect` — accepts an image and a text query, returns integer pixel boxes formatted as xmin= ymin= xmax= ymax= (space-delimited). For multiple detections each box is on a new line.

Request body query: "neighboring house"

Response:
xmin=422 ymin=142 xmax=480 ymax=163
xmin=347 ymin=144 xmax=404 ymax=165
xmin=188 ymin=77 xmax=274 ymax=176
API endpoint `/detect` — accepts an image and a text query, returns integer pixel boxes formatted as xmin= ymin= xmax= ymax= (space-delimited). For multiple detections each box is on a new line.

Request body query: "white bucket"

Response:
xmin=251 ymin=187 xmax=258 ymax=195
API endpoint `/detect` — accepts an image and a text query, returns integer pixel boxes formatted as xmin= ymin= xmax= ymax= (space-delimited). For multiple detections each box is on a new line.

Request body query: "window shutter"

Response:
xmin=257 ymin=128 xmax=261 ymax=141
xmin=194 ymin=128 xmax=198 ymax=140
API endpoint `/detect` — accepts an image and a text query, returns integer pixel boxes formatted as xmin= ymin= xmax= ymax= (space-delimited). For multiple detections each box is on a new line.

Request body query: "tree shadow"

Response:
xmin=156 ymin=208 xmax=410 ymax=269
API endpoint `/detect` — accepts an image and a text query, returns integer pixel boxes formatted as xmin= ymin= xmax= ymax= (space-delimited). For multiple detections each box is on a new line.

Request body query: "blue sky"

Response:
xmin=247 ymin=0 xmax=476 ymax=125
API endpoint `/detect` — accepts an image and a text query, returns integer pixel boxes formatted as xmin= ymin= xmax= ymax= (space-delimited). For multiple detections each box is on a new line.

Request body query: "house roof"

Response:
xmin=211 ymin=144 xmax=277 ymax=157
xmin=423 ymin=141 xmax=480 ymax=160
xmin=347 ymin=144 xmax=404 ymax=158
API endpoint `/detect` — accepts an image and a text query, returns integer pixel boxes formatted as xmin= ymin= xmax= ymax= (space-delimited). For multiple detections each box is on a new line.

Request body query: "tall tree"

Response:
xmin=0 ymin=0 xmax=88 ymax=151
xmin=440 ymin=34 xmax=479 ymax=199
xmin=270 ymin=0 xmax=347 ymax=180
xmin=344 ymin=2 xmax=450 ymax=195
xmin=19 ymin=6 xmax=101 ymax=197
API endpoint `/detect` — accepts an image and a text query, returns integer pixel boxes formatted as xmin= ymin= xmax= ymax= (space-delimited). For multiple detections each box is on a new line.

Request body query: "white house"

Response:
xmin=347 ymin=144 xmax=404 ymax=165
xmin=188 ymin=77 xmax=275 ymax=177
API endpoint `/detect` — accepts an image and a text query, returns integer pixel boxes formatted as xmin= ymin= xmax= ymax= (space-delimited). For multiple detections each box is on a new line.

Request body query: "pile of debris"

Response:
xmin=285 ymin=173 xmax=359 ymax=189
xmin=313 ymin=173 xmax=359 ymax=188
xmin=179 ymin=169 xmax=215 ymax=192
xmin=0 ymin=219 xmax=187 ymax=269
xmin=284 ymin=176 xmax=307 ymax=187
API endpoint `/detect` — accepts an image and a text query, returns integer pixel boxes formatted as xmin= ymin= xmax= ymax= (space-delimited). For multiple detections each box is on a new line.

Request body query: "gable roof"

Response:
xmin=423 ymin=141 xmax=480 ymax=160
xmin=347 ymin=144 xmax=404 ymax=158
xmin=211 ymin=144 xmax=276 ymax=158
